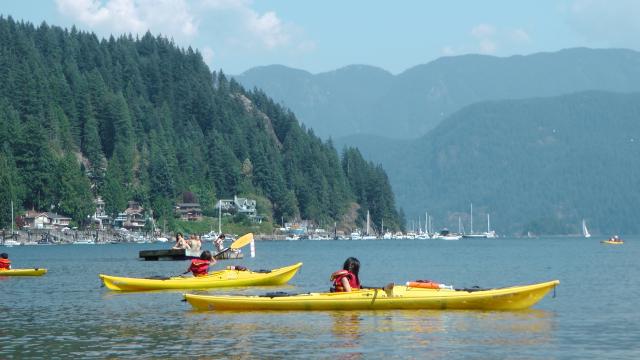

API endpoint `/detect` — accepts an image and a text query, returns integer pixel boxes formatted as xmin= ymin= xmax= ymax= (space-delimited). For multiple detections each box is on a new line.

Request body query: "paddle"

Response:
xmin=213 ymin=233 xmax=254 ymax=258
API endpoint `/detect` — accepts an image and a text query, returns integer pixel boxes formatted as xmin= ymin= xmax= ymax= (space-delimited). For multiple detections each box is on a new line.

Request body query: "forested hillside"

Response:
xmin=0 ymin=17 xmax=402 ymax=232
xmin=392 ymin=91 xmax=640 ymax=235
xmin=236 ymin=48 xmax=640 ymax=140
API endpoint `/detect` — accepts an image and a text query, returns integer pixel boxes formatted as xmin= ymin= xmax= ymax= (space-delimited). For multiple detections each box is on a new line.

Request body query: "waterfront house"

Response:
xmin=113 ymin=201 xmax=147 ymax=230
xmin=175 ymin=203 xmax=203 ymax=221
xmin=23 ymin=210 xmax=72 ymax=230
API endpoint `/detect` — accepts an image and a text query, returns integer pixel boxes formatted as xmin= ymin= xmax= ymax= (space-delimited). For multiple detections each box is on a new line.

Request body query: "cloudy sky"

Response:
xmin=2 ymin=0 xmax=639 ymax=74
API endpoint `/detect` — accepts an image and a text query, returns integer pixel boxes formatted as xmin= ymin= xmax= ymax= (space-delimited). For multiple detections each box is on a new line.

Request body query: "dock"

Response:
xmin=138 ymin=248 xmax=244 ymax=261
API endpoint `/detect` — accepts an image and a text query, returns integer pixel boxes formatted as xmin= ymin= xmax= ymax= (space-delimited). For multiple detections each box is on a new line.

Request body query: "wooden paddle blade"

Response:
xmin=230 ymin=233 xmax=254 ymax=249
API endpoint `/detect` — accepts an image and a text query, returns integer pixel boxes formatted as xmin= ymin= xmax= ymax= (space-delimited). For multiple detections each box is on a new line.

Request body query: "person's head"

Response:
xmin=1 ymin=253 xmax=8 ymax=259
xmin=176 ymin=232 xmax=184 ymax=241
xmin=200 ymin=250 xmax=212 ymax=260
xmin=218 ymin=234 xmax=226 ymax=240
xmin=343 ymin=257 xmax=360 ymax=278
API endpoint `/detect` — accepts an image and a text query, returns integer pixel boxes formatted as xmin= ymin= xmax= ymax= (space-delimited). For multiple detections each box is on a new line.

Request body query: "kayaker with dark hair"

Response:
xmin=187 ymin=250 xmax=215 ymax=277
xmin=0 ymin=253 xmax=11 ymax=270
xmin=330 ymin=257 xmax=361 ymax=292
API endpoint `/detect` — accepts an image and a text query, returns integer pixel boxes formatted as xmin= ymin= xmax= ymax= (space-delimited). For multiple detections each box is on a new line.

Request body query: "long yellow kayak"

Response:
xmin=184 ymin=280 xmax=559 ymax=311
xmin=100 ymin=262 xmax=302 ymax=291
xmin=0 ymin=268 xmax=47 ymax=276
xmin=601 ymin=240 xmax=624 ymax=245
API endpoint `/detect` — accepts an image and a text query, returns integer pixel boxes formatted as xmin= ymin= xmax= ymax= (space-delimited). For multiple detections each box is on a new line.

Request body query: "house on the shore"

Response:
xmin=113 ymin=201 xmax=147 ymax=230
xmin=22 ymin=210 xmax=72 ymax=230
xmin=175 ymin=203 xmax=203 ymax=221
xmin=91 ymin=196 xmax=111 ymax=229
xmin=215 ymin=195 xmax=263 ymax=223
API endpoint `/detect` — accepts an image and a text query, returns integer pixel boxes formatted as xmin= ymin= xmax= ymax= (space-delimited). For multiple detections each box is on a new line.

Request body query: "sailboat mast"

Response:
xmin=366 ymin=210 xmax=370 ymax=236
xmin=11 ymin=200 xmax=14 ymax=237
xmin=425 ymin=212 xmax=428 ymax=234
xmin=218 ymin=200 xmax=222 ymax=234
xmin=487 ymin=213 xmax=491 ymax=232
xmin=470 ymin=203 xmax=474 ymax=234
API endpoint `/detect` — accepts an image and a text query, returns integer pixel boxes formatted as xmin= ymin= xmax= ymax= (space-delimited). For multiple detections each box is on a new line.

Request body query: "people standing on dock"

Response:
xmin=214 ymin=234 xmax=225 ymax=252
xmin=188 ymin=234 xmax=202 ymax=252
xmin=172 ymin=232 xmax=191 ymax=250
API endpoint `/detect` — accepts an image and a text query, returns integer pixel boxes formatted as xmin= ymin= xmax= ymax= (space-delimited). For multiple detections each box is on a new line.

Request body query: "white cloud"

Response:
xmin=200 ymin=0 xmax=292 ymax=50
xmin=55 ymin=0 xmax=313 ymax=72
xmin=470 ymin=23 xmax=498 ymax=54
xmin=471 ymin=24 xmax=496 ymax=39
xmin=479 ymin=39 xmax=497 ymax=54
xmin=510 ymin=28 xmax=530 ymax=43
xmin=441 ymin=46 xmax=456 ymax=56
xmin=563 ymin=0 xmax=640 ymax=48
xmin=55 ymin=0 xmax=198 ymax=39
xmin=202 ymin=46 xmax=215 ymax=66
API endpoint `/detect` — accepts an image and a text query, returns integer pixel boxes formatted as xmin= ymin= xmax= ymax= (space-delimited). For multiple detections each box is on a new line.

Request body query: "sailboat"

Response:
xmin=463 ymin=203 xmax=486 ymax=238
xmin=484 ymin=214 xmax=497 ymax=238
xmin=362 ymin=210 xmax=377 ymax=240
xmin=582 ymin=219 xmax=591 ymax=238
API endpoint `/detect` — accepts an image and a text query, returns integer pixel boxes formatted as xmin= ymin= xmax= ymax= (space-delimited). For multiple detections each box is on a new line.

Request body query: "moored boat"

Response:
xmin=184 ymin=279 xmax=559 ymax=311
xmin=100 ymin=262 xmax=302 ymax=291
xmin=0 ymin=268 xmax=48 ymax=276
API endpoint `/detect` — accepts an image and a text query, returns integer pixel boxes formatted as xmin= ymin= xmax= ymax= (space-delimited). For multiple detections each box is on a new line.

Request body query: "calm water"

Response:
xmin=1 ymin=237 xmax=639 ymax=359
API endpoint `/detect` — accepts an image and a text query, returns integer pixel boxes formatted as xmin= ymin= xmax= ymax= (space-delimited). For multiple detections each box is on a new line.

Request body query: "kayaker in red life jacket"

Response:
xmin=331 ymin=257 xmax=361 ymax=292
xmin=187 ymin=251 xmax=216 ymax=277
xmin=0 ymin=253 xmax=11 ymax=270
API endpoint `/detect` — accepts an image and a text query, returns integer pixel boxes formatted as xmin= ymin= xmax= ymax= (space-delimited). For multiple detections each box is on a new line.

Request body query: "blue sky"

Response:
xmin=2 ymin=0 xmax=639 ymax=75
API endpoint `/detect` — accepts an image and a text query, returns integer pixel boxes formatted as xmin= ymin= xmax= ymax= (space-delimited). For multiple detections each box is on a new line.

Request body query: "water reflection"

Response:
xmin=331 ymin=312 xmax=364 ymax=359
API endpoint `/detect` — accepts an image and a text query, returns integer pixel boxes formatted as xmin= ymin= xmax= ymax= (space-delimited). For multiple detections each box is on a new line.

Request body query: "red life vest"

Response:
xmin=331 ymin=270 xmax=360 ymax=292
xmin=0 ymin=258 xmax=11 ymax=270
xmin=189 ymin=259 xmax=211 ymax=277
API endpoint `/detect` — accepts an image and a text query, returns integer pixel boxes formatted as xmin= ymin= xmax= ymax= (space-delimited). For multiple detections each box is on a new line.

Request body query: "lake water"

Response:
xmin=1 ymin=237 xmax=638 ymax=359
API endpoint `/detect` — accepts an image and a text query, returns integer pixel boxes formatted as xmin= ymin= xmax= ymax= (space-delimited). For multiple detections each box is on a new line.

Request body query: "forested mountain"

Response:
xmin=0 ymin=17 xmax=402 ymax=232
xmin=391 ymin=91 xmax=640 ymax=235
xmin=235 ymin=48 xmax=640 ymax=140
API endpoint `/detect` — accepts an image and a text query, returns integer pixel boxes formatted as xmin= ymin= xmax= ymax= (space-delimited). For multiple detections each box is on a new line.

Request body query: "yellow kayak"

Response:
xmin=100 ymin=262 xmax=302 ymax=291
xmin=601 ymin=240 xmax=624 ymax=245
xmin=185 ymin=280 xmax=559 ymax=311
xmin=0 ymin=268 xmax=47 ymax=276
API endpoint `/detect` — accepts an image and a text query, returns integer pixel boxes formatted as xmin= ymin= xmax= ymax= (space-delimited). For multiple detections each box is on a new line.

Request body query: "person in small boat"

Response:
xmin=214 ymin=233 xmax=226 ymax=252
xmin=0 ymin=253 xmax=11 ymax=270
xmin=187 ymin=250 xmax=216 ymax=277
xmin=172 ymin=232 xmax=191 ymax=250
xmin=330 ymin=257 xmax=361 ymax=292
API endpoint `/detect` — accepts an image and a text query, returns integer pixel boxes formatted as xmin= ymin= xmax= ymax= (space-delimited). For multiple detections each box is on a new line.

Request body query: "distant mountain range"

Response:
xmin=235 ymin=48 xmax=640 ymax=140
xmin=236 ymin=48 xmax=640 ymax=235
xmin=393 ymin=91 xmax=640 ymax=235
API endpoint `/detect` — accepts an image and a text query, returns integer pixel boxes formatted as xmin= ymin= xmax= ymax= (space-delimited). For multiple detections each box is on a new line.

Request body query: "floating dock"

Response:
xmin=138 ymin=249 xmax=244 ymax=261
